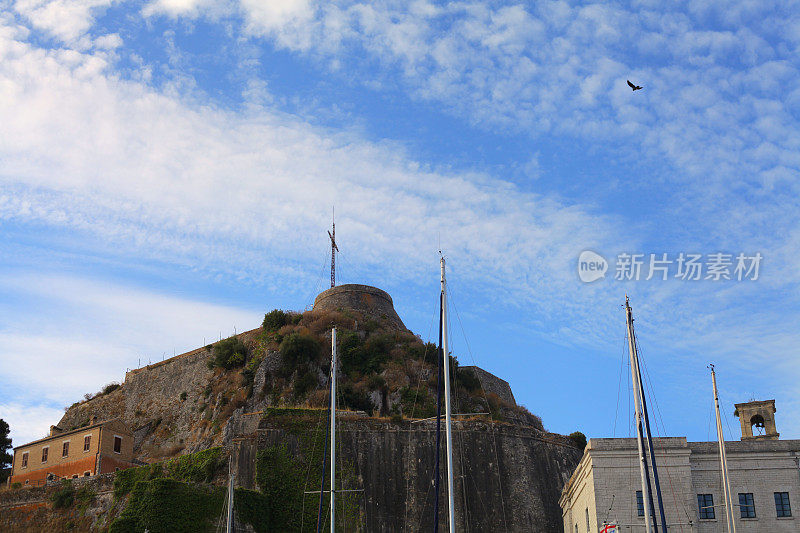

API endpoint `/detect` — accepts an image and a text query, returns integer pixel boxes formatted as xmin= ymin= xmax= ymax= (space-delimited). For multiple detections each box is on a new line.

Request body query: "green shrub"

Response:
xmin=51 ymin=479 xmax=75 ymax=509
xmin=179 ymin=391 xmax=187 ymax=401
xmin=234 ymin=489 xmax=271 ymax=532
xmin=11 ymin=481 xmax=21 ymax=489
xmin=406 ymin=342 xmax=437 ymax=361
xmin=341 ymin=332 xmax=391 ymax=375
xmin=110 ymin=478 xmax=223 ymax=533
xmin=241 ymin=352 xmax=263 ymax=393
xmin=75 ymin=485 xmax=95 ymax=512
xmin=456 ymin=367 xmax=480 ymax=391
xmin=367 ymin=374 xmax=386 ymax=391
xmin=102 ymin=382 xmax=121 ymax=395
xmin=279 ymin=333 xmax=320 ymax=372
xmin=292 ymin=367 xmax=318 ymax=399
xmin=212 ymin=337 xmax=248 ymax=370
xmin=114 ymin=447 xmax=224 ymax=497
xmin=163 ymin=447 xmax=223 ymax=483
xmin=254 ymin=440 xmax=358 ymax=531
xmin=399 ymin=386 xmax=436 ymax=419
xmin=262 ymin=309 xmax=288 ymax=332
xmin=340 ymin=383 xmax=373 ymax=413
xmin=569 ymin=431 xmax=587 ymax=450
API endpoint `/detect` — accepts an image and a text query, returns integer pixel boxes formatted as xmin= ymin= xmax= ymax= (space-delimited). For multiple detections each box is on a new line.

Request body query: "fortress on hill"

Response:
xmin=312 ymin=283 xmax=517 ymax=405
xmin=3 ymin=280 xmax=579 ymax=532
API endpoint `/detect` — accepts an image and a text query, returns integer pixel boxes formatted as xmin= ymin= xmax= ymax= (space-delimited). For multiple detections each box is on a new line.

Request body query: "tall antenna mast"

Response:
xmin=710 ymin=364 xmax=737 ymax=533
xmin=328 ymin=207 xmax=338 ymax=288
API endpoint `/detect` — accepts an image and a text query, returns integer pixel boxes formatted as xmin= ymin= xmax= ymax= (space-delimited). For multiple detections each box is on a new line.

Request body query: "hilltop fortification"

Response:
xmin=4 ymin=283 xmax=580 ymax=532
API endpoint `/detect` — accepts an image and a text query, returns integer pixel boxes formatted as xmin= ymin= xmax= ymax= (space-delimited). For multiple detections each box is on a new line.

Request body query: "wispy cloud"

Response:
xmin=0 ymin=1 xmax=798 ymax=441
xmin=0 ymin=273 xmax=257 ymax=443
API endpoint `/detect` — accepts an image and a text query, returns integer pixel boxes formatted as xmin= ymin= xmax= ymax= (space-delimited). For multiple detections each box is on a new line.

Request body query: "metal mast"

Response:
xmin=440 ymin=257 xmax=456 ymax=533
xmin=625 ymin=297 xmax=654 ymax=533
xmin=434 ymin=280 xmax=444 ymax=533
xmin=328 ymin=209 xmax=338 ymax=288
xmin=226 ymin=456 xmax=234 ymax=533
xmin=710 ymin=365 xmax=737 ymax=533
xmin=330 ymin=327 xmax=337 ymax=532
xmin=626 ymin=297 xmax=668 ymax=532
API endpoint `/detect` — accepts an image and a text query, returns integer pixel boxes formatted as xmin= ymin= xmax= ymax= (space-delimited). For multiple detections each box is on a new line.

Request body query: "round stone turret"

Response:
xmin=313 ymin=284 xmax=406 ymax=330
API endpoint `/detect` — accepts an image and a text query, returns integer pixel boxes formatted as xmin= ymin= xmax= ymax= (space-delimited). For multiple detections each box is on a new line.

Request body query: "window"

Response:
xmin=41 ymin=447 xmax=48 ymax=463
xmin=586 ymin=508 xmax=590 ymax=532
xmin=775 ymin=492 xmax=792 ymax=517
xmin=636 ymin=491 xmax=644 ymax=516
xmin=84 ymin=435 xmax=91 ymax=451
xmin=113 ymin=435 xmax=122 ymax=453
xmin=62 ymin=441 xmax=69 ymax=457
xmin=21 ymin=452 xmax=28 ymax=468
xmin=72 ymin=474 xmax=78 ymax=479
xmin=739 ymin=493 xmax=755 ymax=518
xmin=574 ymin=524 xmax=578 ymax=533
xmin=698 ymin=494 xmax=715 ymax=520
xmin=84 ymin=471 xmax=91 ymax=477
xmin=24 ymin=480 xmax=29 ymax=485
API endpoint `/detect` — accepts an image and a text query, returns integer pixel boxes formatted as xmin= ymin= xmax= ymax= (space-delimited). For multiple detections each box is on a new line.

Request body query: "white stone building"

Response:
xmin=560 ymin=401 xmax=800 ymax=532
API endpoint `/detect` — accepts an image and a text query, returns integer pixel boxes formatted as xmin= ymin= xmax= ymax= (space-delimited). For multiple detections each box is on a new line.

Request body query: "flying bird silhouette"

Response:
xmin=627 ymin=80 xmax=643 ymax=91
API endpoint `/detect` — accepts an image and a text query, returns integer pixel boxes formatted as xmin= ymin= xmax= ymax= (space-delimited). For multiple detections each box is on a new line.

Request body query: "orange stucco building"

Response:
xmin=8 ymin=418 xmax=136 ymax=487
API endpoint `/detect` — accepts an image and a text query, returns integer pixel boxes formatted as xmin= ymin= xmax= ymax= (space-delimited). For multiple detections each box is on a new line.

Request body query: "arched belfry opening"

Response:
xmin=750 ymin=414 xmax=766 ymax=436
xmin=734 ymin=400 xmax=779 ymax=440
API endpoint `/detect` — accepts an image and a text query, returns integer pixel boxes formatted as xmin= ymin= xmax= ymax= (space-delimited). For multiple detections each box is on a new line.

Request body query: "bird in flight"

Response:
xmin=627 ymin=80 xmax=643 ymax=91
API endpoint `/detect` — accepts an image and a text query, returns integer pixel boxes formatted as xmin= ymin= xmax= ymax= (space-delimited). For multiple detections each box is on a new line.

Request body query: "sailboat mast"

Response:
xmin=330 ymin=327 xmax=337 ymax=532
xmin=440 ymin=257 xmax=456 ymax=533
xmin=625 ymin=298 xmax=654 ymax=533
xmin=711 ymin=365 xmax=737 ymax=533
xmin=433 ymin=286 xmax=443 ymax=532
xmin=226 ymin=456 xmax=234 ymax=533
xmin=627 ymin=299 xmax=668 ymax=531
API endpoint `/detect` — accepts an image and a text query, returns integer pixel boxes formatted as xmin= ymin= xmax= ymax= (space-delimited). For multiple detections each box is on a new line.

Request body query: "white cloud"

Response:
xmin=142 ymin=0 xmax=233 ymax=19
xmin=93 ymin=32 xmax=121 ymax=49
xmin=13 ymin=0 xmax=116 ymax=45
xmin=0 ymin=402 xmax=65 ymax=448
xmin=0 ymin=3 xmax=799 ymax=439
xmin=0 ymin=274 xmax=258 ymax=442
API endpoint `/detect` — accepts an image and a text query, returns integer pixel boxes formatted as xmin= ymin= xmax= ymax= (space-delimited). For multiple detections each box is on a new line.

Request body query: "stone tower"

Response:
xmin=313 ymin=284 xmax=406 ymax=330
xmin=734 ymin=399 xmax=779 ymax=440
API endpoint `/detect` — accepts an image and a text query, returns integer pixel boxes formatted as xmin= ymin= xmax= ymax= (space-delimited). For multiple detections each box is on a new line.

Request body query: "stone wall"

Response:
xmin=461 ymin=365 xmax=516 ymax=405
xmin=0 ymin=473 xmax=119 ymax=532
xmin=313 ymin=284 xmax=406 ymax=330
xmin=57 ymin=327 xmax=266 ymax=461
xmin=235 ymin=418 xmax=582 ymax=532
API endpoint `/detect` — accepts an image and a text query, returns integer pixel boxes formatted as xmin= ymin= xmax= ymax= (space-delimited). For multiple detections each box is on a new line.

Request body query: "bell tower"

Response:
xmin=734 ymin=399 xmax=779 ymax=440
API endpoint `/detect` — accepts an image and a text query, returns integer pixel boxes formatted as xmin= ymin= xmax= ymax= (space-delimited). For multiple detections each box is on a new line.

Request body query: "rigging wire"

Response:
xmin=303 ymin=251 xmax=333 ymax=310
xmin=404 ymin=297 xmax=438 ymax=532
xmin=636 ymin=337 xmax=690 ymax=530
xmin=612 ymin=332 xmax=627 ymax=437
xmin=447 ymin=286 xmax=509 ymax=532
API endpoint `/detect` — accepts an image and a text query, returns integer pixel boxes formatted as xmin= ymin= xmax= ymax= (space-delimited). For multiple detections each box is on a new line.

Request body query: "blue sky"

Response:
xmin=1 ymin=0 xmax=799 ymax=447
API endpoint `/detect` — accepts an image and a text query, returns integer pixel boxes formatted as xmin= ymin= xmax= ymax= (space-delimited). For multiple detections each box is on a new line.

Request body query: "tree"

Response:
xmin=569 ymin=431 xmax=587 ymax=450
xmin=0 ymin=419 xmax=12 ymax=484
